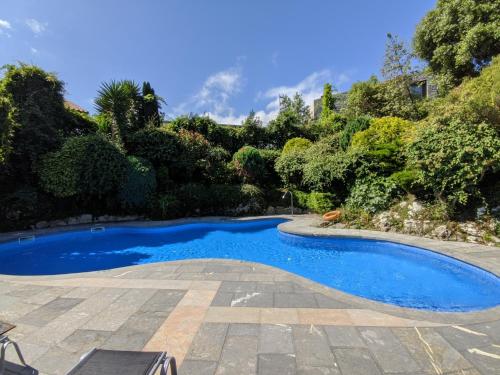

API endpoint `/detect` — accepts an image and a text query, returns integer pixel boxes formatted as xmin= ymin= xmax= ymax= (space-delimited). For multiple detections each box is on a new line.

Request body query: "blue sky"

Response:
xmin=1 ymin=0 xmax=435 ymax=124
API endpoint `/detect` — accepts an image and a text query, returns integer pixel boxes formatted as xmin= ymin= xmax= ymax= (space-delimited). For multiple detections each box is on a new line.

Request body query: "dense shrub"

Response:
xmin=127 ymin=127 xmax=179 ymax=166
xmin=351 ymin=116 xmax=415 ymax=174
xmin=282 ymin=137 xmax=312 ymax=155
xmin=232 ymin=146 xmax=265 ymax=183
xmin=258 ymin=149 xmax=281 ymax=187
xmin=0 ymin=97 xmax=15 ymax=164
xmin=275 ymin=151 xmax=307 ymax=189
xmin=0 ymin=64 xmax=68 ymax=182
xmin=307 ymin=192 xmax=336 ymax=213
xmin=0 ymin=187 xmax=52 ymax=230
xmin=169 ymin=115 xmax=242 ymax=152
xmin=293 ymin=190 xmax=310 ymax=209
xmin=339 ymin=116 xmax=371 ymax=150
xmin=302 ymin=152 xmax=355 ymax=193
xmin=291 ymin=190 xmax=336 ymax=213
xmin=118 ymin=156 xmax=157 ymax=210
xmin=204 ymin=146 xmax=232 ymax=184
xmin=389 ymin=169 xmax=421 ymax=194
xmin=172 ymin=129 xmax=211 ymax=182
xmin=345 ymin=175 xmax=399 ymax=213
xmin=239 ymin=184 xmax=265 ymax=214
xmin=424 ymin=56 xmax=500 ymax=129
xmin=153 ymin=193 xmax=181 ymax=219
xmin=406 ymin=120 xmax=500 ymax=207
xmin=39 ymin=135 xmax=128 ymax=199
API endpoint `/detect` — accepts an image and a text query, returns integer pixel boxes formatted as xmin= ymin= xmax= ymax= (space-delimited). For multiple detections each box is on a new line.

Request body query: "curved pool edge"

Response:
xmin=1 ymin=215 xmax=499 ymax=322
xmin=277 ymin=217 xmax=500 ymax=278
xmin=1 ymin=258 xmax=499 ymax=326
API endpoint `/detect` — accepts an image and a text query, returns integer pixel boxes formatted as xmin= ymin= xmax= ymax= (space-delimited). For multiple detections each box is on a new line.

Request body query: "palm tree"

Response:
xmin=94 ymin=80 xmax=141 ymax=144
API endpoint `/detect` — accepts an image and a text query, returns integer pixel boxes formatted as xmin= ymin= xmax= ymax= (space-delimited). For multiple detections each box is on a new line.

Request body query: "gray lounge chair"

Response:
xmin=66 ymin=349 xmax=177 ymax=375
xmin=0 ymin=322 xmax=33 ymax=375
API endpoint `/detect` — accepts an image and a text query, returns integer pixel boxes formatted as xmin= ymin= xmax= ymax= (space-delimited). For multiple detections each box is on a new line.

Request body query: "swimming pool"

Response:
xmin=1 ymin=219 xmax=499 ymax=311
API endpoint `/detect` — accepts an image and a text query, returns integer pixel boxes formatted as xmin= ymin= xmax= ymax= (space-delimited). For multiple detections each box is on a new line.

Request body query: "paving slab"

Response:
xmin=258 ymin=353 xmax=296 ymax=375
xmin=392 ymin=327 xmax=472 ymax=374
xmin=333 ymin=348 xmax=381 ymax=375
xmin=215 ymin=335 xmax=258 ymax=375
xmin=259 ymin=324 xmax=294 ymax=354
xmin=359 ymin=327 xmax=421 ymax=373
xmin=180 ymin=359 xmax=218 ymax=375
xmin=187 ymin=323 xmax=228 ymax=361
xmin=292 ymin=325 xmax=335 ymax=368
xmin=323 ymin=326 xmax=366 ymax=348
xmin=18 ymin=298 xmax=83 ymax=327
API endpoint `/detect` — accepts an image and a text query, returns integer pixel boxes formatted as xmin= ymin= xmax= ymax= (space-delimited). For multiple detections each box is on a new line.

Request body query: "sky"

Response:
xmin=1 ymin=0 xmax=436 ymax=124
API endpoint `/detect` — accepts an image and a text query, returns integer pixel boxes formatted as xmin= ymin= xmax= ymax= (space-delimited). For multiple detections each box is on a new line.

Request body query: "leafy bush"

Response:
xmin=118 ymin=156 xmax=157 ymax=210
xmin=153 ymin=193 xmax=181 ymax=219
xmin=232 ymin=146 xmax=265 ymax=183
xmin=389 ymin=169 xmax=421 ymax=194
xmin=282 ymin=137 xmax=312 ymax=155
xmin=293 ymin=190 xmax=310 ymax=209
xmin=275 ymin=151 xmax=307 ymax=189
xmin=127 ymin=127 xmax=179 ymax=166
xmin=425 ymin=56 xmax=500 ymax=129
xmin=173 ymin=129 xmax=211 ymax=182
xmin=307 ymin=192 xmax=336 ymax=213
xmin=406 ymin=120 xmax=500 ymax=207
xmin=258 ymin=149 xmax=281 ymax=186
xmin=345 ymin=175 xmax=399 ymax=213
xmin=291 ymin=190 xmax=336 ymax=213
xmin=204 ymin=146 xmax=232 ymax=184
xmin=239 ymin=183 xmax=265 ymax=213
xmin=39 ymin=135 xmax=128 ymax=199
xmin=351 ymin=116 xmax=415 ymax=174
xmin=339 ymin=116 xmax=371 ymax=150
xmin=351 ymin=116 xmax=414 ymax=150
xmin=0 ymin=187 xmax=51 ymax=229
xmin=0 ymin=64 xmax=68 ymax=181
xmin=0 ymin=97 xmax=15 ymax=164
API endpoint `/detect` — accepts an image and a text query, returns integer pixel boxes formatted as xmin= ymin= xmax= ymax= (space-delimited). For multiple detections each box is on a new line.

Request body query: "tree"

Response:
xmin=94 ymin=80 xmax=142 ymax=145
xmin=278 ymin=93 xmax=311 ymax=125
xmin=345 ymin=76 xmax=386 ymax=118
xmin=413 ymin=0 xmax=500 ymax=86
xmin=381 ymin=33 xmax=422 ymax=120
xmin=240 ymin=110 xmax=267 ymax=148
xmin=320 ymin=83 xmax=336 ymax=122
xmin=0 ymin=64 xmax=68 ymax=182
xmin=142 ymin=81 xmax=165 ymax=126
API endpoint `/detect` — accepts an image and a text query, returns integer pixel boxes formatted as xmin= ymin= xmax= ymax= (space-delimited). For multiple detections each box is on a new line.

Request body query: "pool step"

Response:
xmin=18 ymin=234 xmax=35 ymax=243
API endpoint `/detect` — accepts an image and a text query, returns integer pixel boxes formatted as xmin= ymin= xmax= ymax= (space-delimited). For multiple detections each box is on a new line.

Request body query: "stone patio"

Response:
xmin=0 ymin=216 xmax=499 ymax=374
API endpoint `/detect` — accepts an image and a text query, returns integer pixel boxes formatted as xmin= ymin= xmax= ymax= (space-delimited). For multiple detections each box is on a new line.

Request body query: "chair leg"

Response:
xmin=160 ymin=356 xmax=177 ymax=375
xmin=0 ymin=337 xmax=28 ymax=375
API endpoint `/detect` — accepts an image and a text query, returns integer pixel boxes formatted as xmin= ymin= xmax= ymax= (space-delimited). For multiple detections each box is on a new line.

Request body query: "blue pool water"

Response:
xmin=1 ymin=219 xmax=499 ymax=311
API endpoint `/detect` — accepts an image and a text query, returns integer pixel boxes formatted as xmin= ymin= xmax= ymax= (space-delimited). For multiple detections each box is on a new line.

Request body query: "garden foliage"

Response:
xmin=0 ymin=1 xmax=499 ymax=230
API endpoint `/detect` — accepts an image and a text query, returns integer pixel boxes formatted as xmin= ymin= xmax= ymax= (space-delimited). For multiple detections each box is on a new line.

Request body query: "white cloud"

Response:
xmin=0 ymin=19 xmax=11 ymax=29
xmin=171 ymin=65 xmax=245 ymax=124
xmin=0 ymin=19 xmax=12 ymax=37
xmin=170 ymin=66 xmax=352 ymax=125
xmin=26 ymin=18 xmax=47 ymax=35
xmin=30 ymin=47 xmax=38 ymax=54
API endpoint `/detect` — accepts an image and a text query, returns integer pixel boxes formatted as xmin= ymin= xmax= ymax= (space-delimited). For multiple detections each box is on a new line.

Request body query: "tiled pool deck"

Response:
xmin=0 ymin=215 xmax=499 ymax=374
